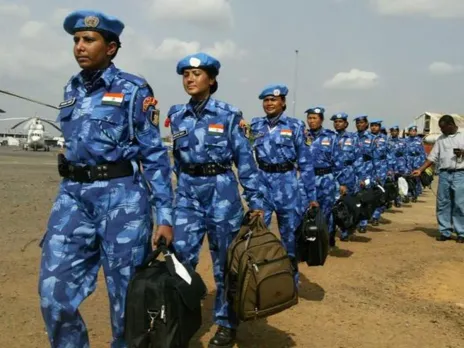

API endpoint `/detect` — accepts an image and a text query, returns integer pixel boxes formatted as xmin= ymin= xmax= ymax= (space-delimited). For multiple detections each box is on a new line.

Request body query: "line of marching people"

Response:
xmin=249 ymin=84 xmax=427 ymax=250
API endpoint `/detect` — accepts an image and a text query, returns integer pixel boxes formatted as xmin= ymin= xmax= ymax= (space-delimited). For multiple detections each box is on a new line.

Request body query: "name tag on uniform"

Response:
xmin=58 ymin=98 xmax=76 ymax=109
xmin=172 ymin=130 xmax=188 ymax=140
xmin=280 ymin=129 xmax=292 ymax=137
xmin=101 ymin=93 xmax=124 ymax=106
xmin=253 ymin=132 xmax=264 ymax=139
xmin=208 ymin=124 xmax=224 ymax=135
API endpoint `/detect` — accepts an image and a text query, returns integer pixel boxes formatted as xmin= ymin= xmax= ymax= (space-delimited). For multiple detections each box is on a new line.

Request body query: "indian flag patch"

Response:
xmin=281 ymin=129 xmax=292 ymax=137
xmin=102 ymin=93 xmax=124 ymax=106
xmin=208 ymin=124 xmax=224 ymax=134
xmin=321 ymin=138 xmax=331 ymax=146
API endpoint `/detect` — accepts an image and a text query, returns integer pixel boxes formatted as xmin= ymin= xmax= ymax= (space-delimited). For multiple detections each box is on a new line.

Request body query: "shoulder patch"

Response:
xmin=58 ymin=97 xmax=76 ymax=109
xmin=117 ymin=71 xmax=148 ymax=87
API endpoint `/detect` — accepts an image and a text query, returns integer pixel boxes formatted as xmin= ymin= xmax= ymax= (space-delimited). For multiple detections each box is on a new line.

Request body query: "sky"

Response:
xmin=0 ymin=0 xmax=463 ymax=136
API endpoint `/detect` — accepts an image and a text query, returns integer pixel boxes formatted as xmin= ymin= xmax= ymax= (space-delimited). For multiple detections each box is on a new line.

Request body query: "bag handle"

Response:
xmin=235 ymin=212 xmax=268 ymax=240
xmin=139 ymin=237 xmax=176 ymax=276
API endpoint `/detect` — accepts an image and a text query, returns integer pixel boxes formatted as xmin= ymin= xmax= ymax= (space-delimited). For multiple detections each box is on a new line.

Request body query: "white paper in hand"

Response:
xmin=169 ymin=253 xmax=192 ymax=285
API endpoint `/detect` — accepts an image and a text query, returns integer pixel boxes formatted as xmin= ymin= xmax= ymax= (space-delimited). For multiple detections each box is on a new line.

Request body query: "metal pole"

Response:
xmin=292 ymin=49 xmax=299 ymax=116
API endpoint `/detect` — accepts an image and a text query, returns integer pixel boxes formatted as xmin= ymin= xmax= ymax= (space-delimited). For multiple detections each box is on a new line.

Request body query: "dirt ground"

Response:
xmin=0 ymin=147 xmax=463 ymax=348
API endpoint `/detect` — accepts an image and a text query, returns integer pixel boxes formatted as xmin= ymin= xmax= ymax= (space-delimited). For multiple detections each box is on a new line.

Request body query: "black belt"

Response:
xmin=379 ymin=155 xmax=387 ymax=160
xmin=363 ymin=154 xmax=372 ymax=162
xmin=314 ymin=167 xmax=332 ymax=176
xmin=58 ymin=157 xmax=133 ymax=183
xmin=180 ymin=162 xmax=231 ymax=176
xmin=395 ymin=152 xmax=404 ymax=157
xmin=441 ymin=168 xmax=464 ymax=173
xmin=344 ymin=160 xmax=354 ymax=166
xmin=258 ymin=160 xmax=295 ymax=173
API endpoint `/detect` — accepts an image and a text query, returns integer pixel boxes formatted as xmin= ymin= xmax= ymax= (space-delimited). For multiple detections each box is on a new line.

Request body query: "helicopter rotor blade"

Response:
xmin=0 ymin=117 xmax=28 ymax=121
xmin=41 ymin=118 xmax=61 ymax=132
xmin=0 ymin=89 xmax=59 ymax=110
xmin=11 ymin=118 xmax=33 ymax=129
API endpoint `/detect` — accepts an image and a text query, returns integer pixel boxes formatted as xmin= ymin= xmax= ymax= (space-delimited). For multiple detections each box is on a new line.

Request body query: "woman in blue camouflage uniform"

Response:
xmin=38 ymin=10 xmax=174 ymax=348
xmin=167 ymin=52 xmax=264 ymax=348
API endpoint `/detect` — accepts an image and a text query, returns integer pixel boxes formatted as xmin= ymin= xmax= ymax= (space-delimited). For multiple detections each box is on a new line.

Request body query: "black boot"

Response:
xmin=371 ymin=219 xmax=379 ymax=226
xmin=358 ymin=226 xmax=367 ymax=234
xmin=209 ymin=326 xmax=237 ymax=348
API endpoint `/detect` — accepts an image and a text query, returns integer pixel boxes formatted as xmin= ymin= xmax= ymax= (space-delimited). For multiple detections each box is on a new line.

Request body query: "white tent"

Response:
xmin=414 ymin=112 xmax=464 ymax=135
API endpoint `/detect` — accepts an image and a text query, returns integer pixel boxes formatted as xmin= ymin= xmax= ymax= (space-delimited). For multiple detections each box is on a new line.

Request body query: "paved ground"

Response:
xmin=0 ymin=147 xmax=463 ymax=348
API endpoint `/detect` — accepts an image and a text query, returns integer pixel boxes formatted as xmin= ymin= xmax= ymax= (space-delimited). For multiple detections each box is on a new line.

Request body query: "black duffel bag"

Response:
xmin=420 ymin=170 xmax=433 ymax=188
xmin=296 ymin=207 xmax=329 ymax=266
xmin=356 ymin=185 xmax=386 ymax=220
xmin=124 ymin=239 xmax=207 ymax=348
xmin=383 ymin=177 xmax=398 ymax=203
xmin=332 ymin=194 xmax=362 ymax=230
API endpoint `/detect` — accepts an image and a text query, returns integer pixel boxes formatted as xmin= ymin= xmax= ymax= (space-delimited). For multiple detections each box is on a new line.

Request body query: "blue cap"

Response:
xmin=330 ymin=112 xmax=348 ymax=121
xmin=389 ymin=125 xmax=399 ymax=130
xmin=63 ymin=10 xmax=124 ymax=37
xmin=258 ymin=84 xmax=288 ymax=99
xmin=408 ymin=125 xmax=417 ymax=131
xmin=354 ymin=115 xmax=368 ymax=122
xmin=369 ymin=119 xmax=383 ymax=125
xmin=176 ymin=52 xmax=221 ymax=75
xmin=305 ymin=106 xmax=325 ymax=115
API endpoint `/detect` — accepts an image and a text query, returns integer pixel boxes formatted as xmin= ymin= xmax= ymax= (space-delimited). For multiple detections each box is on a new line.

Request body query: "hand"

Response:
xmin=249 ymin=209 xmax=264 ymax=218
xmin=309 ymin=201 xmax=319 ymax=208
xmin=339 ymin=185 xmax=347 ymax=196
xmin=454 ymin=149 xmax=464 ymax=157
xmin=360 ymin=180 xmax=366 ymax=188
xmin=412 ymin=169 xmax=422 ymax=177
xmin=387 ymin=171 xmax=393 ymax=177
xmin=152 ymin=225 xmax=173 ymax=249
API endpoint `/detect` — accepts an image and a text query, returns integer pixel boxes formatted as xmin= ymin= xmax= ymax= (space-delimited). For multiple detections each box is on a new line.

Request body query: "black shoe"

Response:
xmin=209 ymin=326 xmax=237 ymax=348
xmin=403 ymin=197 xmax=410 ymax=203
xmin=412 ymin=197 xmax=417 ymax=203
xmin=457 ymin=237 xmax=464 ymax=244
xmin=394 ymin=202 xmax=401 ymax=208
xmin=371 ymin=219 xmax=379 ymax=226
xmin=358 ymin=226 xmax=367 ymax=234
xmin=436 ymin=235 xmax=451 ymax=242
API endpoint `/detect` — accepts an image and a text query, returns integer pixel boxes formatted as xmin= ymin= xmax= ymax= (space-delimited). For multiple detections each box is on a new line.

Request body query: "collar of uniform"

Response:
xmin=72 ymin=63 xmax=118 ymax=88
xmin=263 ymin=113 xmax=288 ymax=125
xmin=183 ymin=97 xmax=217 ymax=118
xmin=309 ymin=127 xmax=325 ymax=137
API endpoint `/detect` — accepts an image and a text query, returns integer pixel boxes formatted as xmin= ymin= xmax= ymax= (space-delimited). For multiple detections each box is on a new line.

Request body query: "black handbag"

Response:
xmin=124 ymin=239 xmax=207 ymax=348
xmin=296 ymin=207 xmax=329 ymax=266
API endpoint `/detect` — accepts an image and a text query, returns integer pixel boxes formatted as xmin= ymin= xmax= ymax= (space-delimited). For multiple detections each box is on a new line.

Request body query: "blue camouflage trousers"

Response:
xmin=173 ymin=172 xmax=243 ymax=329
xmin=316 ymin=173 xmax=336 ymax=235
xmin=260 ymin=170 xmax=301 ymax=283
xmin=38 ymin=176 xmax=152 ymax=348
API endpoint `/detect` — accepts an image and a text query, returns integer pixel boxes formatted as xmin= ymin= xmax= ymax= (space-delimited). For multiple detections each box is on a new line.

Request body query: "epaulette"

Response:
xmin=117 ymin=71 xmax=148 ymax=88
xmin=250 ymin=116 xmax=265 ymax=125
xmin=167 ymin=104 xmax=184 ymax=117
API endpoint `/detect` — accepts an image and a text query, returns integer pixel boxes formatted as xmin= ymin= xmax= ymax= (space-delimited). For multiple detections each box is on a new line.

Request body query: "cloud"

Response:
xmin=324 ymin=69 xmax=379 ymax=89
xmin=145 ymin=38 xmax=246 ymax=60
xmin=370 ymin=0 xmax=464 ymax=18
xmin=151 ymin=0 xmax=234 ymax=29
xmin=0 ymin=2 xmax=30 ymax=18
xmin=428 ymin=61 xmax=464 ymax=75
xmin=19 ymin=21 xmax=47 ymax=39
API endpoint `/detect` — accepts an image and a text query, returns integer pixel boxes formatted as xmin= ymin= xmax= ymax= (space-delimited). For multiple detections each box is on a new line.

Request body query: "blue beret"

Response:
xmin=63 ymin=10 xmax=124 ymax=37
xmin=389 ymin=125 xmax=399 ymax=130
xmin=305 ymin=106 xmax=325 ymax=115
xmin=330 ymin=112 xmax=348 ymax=121
xmin=176 ymin=52 xmax=221 ymax=75
xmin=369 ymin=119 xmax=383 ymax=125
xmin=408 ymin=125 xmax=417 ymax=131
xmin=258 ymin=84 xmax=288 ymax=99
xmin=354 ymin=115 xmax=368 ymax=122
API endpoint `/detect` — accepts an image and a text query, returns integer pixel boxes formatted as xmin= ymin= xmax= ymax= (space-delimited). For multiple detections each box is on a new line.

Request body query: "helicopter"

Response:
xmin=0 ymin=89 xmax=62 ymax=151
